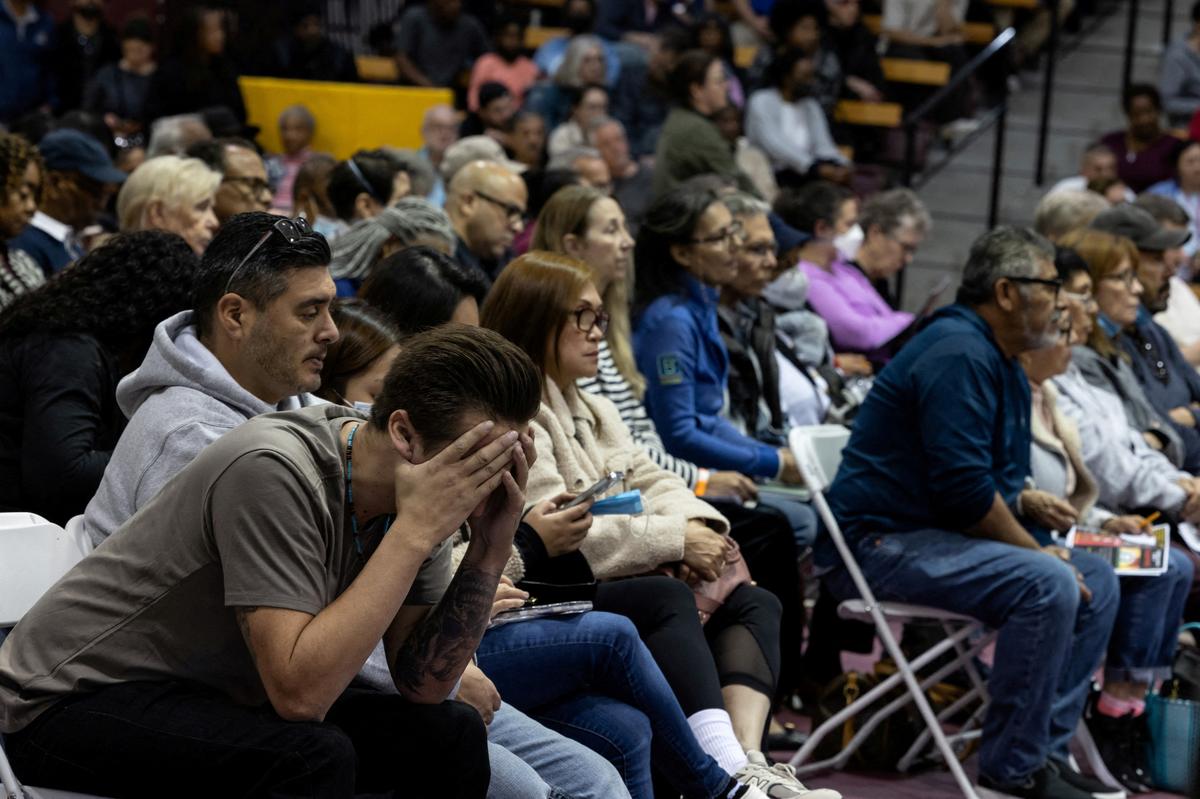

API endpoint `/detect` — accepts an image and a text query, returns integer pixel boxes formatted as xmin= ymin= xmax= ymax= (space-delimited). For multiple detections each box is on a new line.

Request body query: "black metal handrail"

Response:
xmin=894 ymin=26 xmax=1015 ymax=307
xmin=901 ymin=27 xmax=1017 ymax=128
xmin=898 ymin=26 xmax=1017 ymax=230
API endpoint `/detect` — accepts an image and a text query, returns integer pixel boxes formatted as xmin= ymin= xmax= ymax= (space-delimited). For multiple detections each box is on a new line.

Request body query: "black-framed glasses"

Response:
xmin=573 ymin=306 xmax=610 ymax=336
xmin=222 ymin=175 xmax=272 ymax=197
xmin=886 ymin=231 xmax=921 ymax=257
xmin=1008 ymin=276 xmax=1063 ymax=298
xmin=223 ymin=216 xmax=314 ymax=296
xmin=475 ymin=189 xmax=525 ymax=222
xmin=692 ymin=221 xmax=743 ymax=247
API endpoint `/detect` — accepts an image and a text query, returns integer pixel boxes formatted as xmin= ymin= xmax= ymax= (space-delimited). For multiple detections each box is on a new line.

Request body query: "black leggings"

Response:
xmin=712 ymin=500 xmax=807 ymax=699
xmin=594 ymin=575 xmax=782 ymax=716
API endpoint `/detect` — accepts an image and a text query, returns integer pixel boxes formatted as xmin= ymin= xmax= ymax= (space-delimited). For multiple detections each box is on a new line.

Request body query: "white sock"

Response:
xmin=688 ymin=707 xmax=749 ymax=775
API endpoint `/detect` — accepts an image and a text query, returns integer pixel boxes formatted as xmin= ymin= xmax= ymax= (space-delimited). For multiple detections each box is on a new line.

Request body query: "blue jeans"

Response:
xmin=822 ymin=529 xmax=1119 ymax=785
xmin=1106 ymin=546 xmax=1194 ymax=683
xmin=487 ymin=702 xmax=630 ymax=799
xmin=476 ymin=612 xmax=733 ymax=799
xmin=756 ymin=494 xmax=819 ymax=550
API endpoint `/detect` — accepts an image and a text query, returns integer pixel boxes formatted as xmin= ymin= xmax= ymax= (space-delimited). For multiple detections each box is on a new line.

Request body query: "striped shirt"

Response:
xmin=578 ymin=339 xmax=700 ymax=489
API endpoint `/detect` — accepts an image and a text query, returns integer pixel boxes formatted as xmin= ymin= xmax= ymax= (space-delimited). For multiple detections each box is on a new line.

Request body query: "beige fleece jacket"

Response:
xmin=449 ymin=381 xmax=730 ymax=580
xmin=527 ymin=380 xmax=729 ymax=579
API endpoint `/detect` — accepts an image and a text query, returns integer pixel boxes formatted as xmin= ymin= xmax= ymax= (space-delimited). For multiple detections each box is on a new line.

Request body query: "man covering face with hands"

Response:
xmin=0 ymin=325 xmax=542 ymax=799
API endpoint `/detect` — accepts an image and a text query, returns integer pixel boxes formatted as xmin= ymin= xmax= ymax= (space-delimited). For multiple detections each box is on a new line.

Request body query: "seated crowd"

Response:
xmin=2 ymin=2 xmax=1200 ymax=799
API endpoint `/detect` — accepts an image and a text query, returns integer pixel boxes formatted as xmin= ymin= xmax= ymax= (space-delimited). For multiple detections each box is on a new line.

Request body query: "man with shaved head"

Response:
xmin=446 ymin=160 xmax=527 ymax=282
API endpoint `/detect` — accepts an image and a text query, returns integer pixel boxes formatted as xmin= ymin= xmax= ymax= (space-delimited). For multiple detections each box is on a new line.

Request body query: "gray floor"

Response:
xmin=899 ymin=0 xmax=1193 ymax=313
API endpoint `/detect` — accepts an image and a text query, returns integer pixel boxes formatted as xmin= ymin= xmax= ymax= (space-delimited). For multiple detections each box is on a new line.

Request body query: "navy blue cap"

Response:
xmin=38 ymin=130 xmax=126 ymax=184
xmin=769 ymin=211 xmax=810 ymax=254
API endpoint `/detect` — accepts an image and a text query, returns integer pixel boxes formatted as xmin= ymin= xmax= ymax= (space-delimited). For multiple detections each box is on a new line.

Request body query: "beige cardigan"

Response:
xmin=1030 ymin=381 xmax=1112 ymax=529
xmin=499 ymin=379 xmax=729 ymax=581
xmin=449 ymin=381 xmax=730 ymax=580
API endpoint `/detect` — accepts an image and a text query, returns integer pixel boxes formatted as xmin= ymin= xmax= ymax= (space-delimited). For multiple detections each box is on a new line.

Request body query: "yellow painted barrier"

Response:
xmin=238 ymin=76 xmax=454 ymax=158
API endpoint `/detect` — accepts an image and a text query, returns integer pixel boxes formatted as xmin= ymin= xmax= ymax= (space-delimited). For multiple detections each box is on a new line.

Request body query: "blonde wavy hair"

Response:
xmin=117 ymin=155 xmax=221 ymax=233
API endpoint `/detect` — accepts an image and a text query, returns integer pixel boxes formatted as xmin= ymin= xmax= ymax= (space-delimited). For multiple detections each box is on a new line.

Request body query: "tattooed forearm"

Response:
xmin=391 ymin=567 xmax=499 ymax=698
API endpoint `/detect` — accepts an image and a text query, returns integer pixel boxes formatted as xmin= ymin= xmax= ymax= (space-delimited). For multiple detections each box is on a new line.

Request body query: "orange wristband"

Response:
xmin=695 ymin=468 xmax=710 ymax=497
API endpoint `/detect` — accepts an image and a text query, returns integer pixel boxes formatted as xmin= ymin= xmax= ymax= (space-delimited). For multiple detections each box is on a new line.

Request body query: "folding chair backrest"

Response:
xmin=788 ymin=426 xmax=866 ymax=582
xmin=788 ymin=425 xmax=850 ymax=493
xmin=0 ymin=513 xmax=91 ymax=627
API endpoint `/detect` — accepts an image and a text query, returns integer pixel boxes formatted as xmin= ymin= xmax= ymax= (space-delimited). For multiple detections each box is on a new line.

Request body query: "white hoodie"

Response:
xmin=82 ymin=311 xmax=317 ymax=546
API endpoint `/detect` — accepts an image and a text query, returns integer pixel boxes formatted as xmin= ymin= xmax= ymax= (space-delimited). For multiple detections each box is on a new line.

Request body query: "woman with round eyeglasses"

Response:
xmin=1057 ymin=229 xmax=1190 ymax=469
xmin=534 ymin=186 xmax=811 ymax=714
xmin=482 ymin=250 xmax=839 ymax=799
xmin=634 ymin=186 xmax=808 ymax=490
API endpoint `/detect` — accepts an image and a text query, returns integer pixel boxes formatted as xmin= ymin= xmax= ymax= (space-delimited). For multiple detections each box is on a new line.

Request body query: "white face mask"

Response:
xmin=833 ymin=224 xmax=864 ymax=262
xmin=351 ymin=401 xmax=373 ymax=414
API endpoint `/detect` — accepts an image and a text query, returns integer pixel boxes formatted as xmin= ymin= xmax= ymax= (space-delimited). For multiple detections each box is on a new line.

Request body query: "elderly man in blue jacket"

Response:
xmin=819 ymin=227 xmax=1120 ymax=799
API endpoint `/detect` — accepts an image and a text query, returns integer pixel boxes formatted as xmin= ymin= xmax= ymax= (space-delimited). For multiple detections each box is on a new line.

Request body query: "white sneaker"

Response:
xmin=732 ymin=785 xmax=771 ymax=799
xmin=734 ymin=750 xmax=844 ymax=799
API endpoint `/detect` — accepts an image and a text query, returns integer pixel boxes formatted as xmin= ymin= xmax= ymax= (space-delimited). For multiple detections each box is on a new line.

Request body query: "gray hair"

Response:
xmin=722 ymin=192 xmax=771 ymax=218
xmin=1033 ymin=189 xmax=1108 ymax=241
xmin=555 ymin=35 xmax=606 ymax=88
xmin=956 ymin=226 xmax=1054 ymax=305
xmin=859 ymin=188 xmax=932 ymax=238
xmin=330 ymin=198 xmax=455 ymax=281
xmin=376 ymin=146 xmax=437 ymax=199
xmin=146 ymin=114 xmax=212 ymax=158
xmin=586 ymin=115 xmax=624 ymax=138
xmin=548 ymin=146 xmax=603 ymax=172
xmin=278 ymin=104 xmax=316 ymax=131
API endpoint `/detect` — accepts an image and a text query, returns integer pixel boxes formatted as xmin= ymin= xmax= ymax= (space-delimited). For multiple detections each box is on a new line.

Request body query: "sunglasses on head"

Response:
xmin=223 ymin=216 xmax=314 ymax=296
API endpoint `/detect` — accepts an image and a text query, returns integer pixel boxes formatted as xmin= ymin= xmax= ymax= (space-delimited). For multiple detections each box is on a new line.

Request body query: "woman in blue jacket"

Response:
xmin=633 ymin=186 xmax=815 ymax=546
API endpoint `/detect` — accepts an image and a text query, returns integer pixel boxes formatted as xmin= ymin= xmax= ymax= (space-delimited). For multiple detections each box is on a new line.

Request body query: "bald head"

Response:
xmin=421 ymin=104 xmax=459 ymax=163
xmin=447 ymin=160 xmax=528 ymax=265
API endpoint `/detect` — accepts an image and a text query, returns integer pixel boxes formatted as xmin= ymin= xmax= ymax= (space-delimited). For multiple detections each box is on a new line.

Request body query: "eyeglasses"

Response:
xmin=475 ymin=190 xmax=525 ymax=222
xmin=692 ymin=221 xmax=743 ymax=247
xmin=740 ymin=241 xmax=776 ymax=258
xmin=1102 ymin=270 xmax=1139 ymax=288
xmin=886 ymin=232 xmax=921 ymax=257
xmin=573 ymin=306 xmax=610 ymax=336
xmin=223 ymin=175 xmax=272 ymax=197
xmin=1061 ymin=289 xmax=1097 ymax=308
xmin=223 ymin=216 xmax=314 ymax=296
xmin=1008 ymin=276 xmax=1063 ymax=298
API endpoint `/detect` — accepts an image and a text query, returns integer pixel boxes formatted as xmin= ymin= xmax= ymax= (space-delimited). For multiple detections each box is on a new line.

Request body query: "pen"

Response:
xmin=1138 ymin=511 xmax=1161 ymax=529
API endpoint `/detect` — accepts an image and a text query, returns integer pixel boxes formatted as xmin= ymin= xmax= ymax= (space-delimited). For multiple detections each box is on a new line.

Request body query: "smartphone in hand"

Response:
xmin=559 ymin=471 xmax=624 ymax=510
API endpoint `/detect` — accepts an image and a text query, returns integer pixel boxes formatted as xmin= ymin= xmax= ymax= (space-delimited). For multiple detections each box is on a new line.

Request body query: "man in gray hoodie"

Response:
xmin=77 ymin=212 xmax=634 ymax=799
xmin=82 ymin=212 xmax=338 ymax=546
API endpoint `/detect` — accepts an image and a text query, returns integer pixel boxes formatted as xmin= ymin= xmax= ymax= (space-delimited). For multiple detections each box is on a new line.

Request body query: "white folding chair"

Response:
xmin=0 ymin=513 xmax=110 ymax=799
xmin=787 ymin=428 xmax=994 ymax=799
